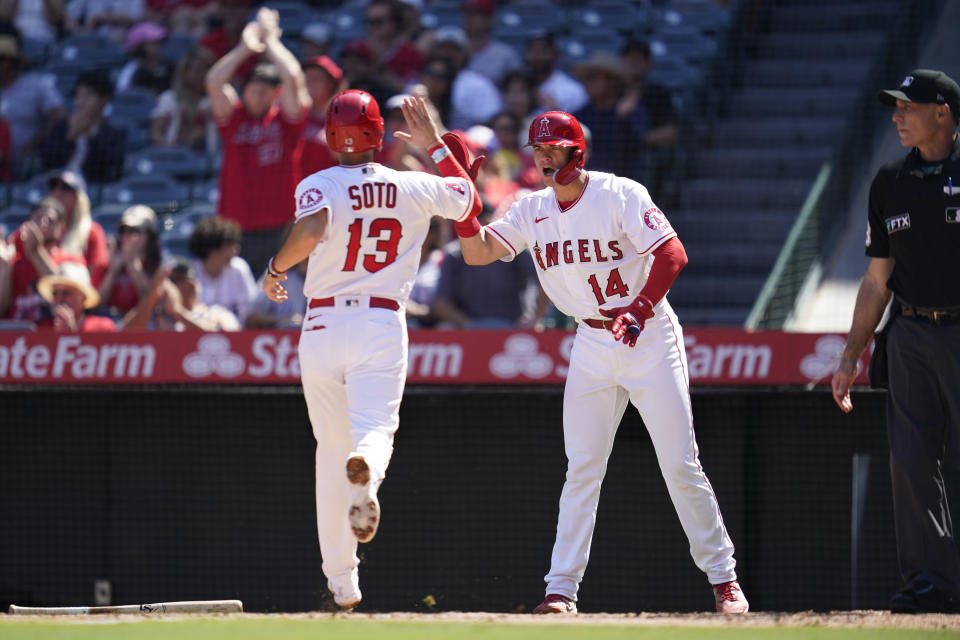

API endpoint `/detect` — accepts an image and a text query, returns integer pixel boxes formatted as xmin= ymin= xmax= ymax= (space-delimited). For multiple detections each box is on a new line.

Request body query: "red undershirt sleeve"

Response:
xmin=639 ymin=236 xmax=688 ymax=305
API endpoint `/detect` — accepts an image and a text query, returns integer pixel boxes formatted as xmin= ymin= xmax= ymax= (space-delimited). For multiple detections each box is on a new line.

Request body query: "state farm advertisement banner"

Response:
xmin=0 ymin=329 xmax=872 ymax=387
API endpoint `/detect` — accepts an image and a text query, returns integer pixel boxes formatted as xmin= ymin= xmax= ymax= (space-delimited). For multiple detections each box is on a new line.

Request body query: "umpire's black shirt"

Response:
xmin=866 ymin=134 xmax=960 ymax=307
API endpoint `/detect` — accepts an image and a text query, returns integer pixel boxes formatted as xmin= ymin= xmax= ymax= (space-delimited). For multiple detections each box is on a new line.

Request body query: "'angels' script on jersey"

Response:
xmin=533 ymin=239 xmax=624 ymax=271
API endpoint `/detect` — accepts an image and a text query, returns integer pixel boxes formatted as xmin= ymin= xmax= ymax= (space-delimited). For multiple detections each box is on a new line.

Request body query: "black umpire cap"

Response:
xmin=878 ymin=68 xmax=960 ymax=123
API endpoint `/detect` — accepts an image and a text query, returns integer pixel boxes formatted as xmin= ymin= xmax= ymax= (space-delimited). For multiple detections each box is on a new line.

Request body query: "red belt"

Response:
xmin=309 ymin=296 xmax=400 ymax=311
xmin=582 ymin=318 xmax=615 ymax=330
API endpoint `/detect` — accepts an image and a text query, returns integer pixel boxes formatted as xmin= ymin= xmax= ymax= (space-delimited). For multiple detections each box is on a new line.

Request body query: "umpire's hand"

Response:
xmin=831 ymin=359 xmax=859 ymax=413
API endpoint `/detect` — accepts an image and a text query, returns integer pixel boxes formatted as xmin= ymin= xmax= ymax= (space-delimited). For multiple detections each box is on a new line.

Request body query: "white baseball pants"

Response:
xmin=544 ymin=301 xmax=737 ymax=600
xmin=298 ymin=298 xmax=407 ymax=594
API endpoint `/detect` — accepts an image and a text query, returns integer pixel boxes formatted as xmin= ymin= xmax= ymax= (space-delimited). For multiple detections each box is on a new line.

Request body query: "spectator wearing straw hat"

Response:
xmin=573 ymin=50 xmax=647 ymax=181
xmin=36 ymin=260 xmax=117 ymax=331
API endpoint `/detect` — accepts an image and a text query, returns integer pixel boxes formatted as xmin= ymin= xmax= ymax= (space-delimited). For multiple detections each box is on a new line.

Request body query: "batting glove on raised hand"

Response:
xmin=441 ymin=131 xmax=485 ymax=181
xmin=598 ymin=294 xmax=655 ymax=347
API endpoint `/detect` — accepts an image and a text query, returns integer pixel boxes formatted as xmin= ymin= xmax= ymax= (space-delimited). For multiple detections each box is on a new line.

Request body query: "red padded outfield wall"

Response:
xmin=0 ymin=329 xmax=871 ymax=386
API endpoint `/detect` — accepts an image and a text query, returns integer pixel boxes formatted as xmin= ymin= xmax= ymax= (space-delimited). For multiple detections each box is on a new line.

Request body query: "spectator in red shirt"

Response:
xmin=205 ymin=6 xmax=309 ymax=277
xmin=46 ymin=170 xmax=110 ymax=284
xmin=96 ymin=205 xmax=162 ymax=319
xmin=4 ymin=198 xmax=82 ymax=322
xmin=36 ymin=260 xmax=117 ymax=332
xmin=300 ymin=55 xmax=346 ymax=177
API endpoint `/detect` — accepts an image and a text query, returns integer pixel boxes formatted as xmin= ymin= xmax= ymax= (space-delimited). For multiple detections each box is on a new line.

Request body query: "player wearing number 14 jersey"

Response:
xmin=438 ymin=109 xmax=749 ymax=614
xmin=261 ymin=90 xmax=481 ymax=611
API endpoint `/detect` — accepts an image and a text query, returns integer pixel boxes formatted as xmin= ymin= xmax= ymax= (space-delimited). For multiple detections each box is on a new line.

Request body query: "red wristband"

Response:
xmin=455 ymin=217 xmax=481 ymax=238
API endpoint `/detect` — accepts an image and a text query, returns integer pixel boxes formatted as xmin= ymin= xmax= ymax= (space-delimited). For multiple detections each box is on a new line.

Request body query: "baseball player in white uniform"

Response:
xmin=262 ymin=90 xmax=481 ymax=610
xmin=403 ymin=103 xmax=749 ymax=614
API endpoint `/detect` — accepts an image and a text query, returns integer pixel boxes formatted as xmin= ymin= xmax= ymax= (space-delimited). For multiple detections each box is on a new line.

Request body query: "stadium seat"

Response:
xmin=420 ymin=1 xmax=463 ymax=29
xmin=648 ymin=27 xmax=717 ymax=66
xmin=269 ymin=1 xmax=318 ymax=37
xmin=658 ymin=0 xmax=732 ymax=34
xmin=0 ymin=206 xmax=31 ymax=234
xmin=106 ymin=88 xmax=157 ymax=128
xmin=10 ymin=175 xmax=51 ymax=206
xmin=122 ymin=125 xmax=151 ymax=153
xmin=496 ymin=2 xmax=568 ymax=37
xmin=161 ymin=32 xmax=197 ymax=63
xmin=42 ymin=61 xmax=84 ymax=99
xmin=190 ymin=178 xmax=220 ymax=208
xmin=126 ymin=146 xmax=212 ymax=182
xmin=558 ymin=31 xmax=625 ymax=67
xmin=92 ymin=205 xmax=127 ymax=237
xmin=568 ymin=2 xmax=649 ymax=35
xmin=100 ymin=175 xmax=190 ymax=214
xmin=51 ymin=33 xmax=125 ymax=68
xmin=20 ymin=36 xmax=50 ymax=68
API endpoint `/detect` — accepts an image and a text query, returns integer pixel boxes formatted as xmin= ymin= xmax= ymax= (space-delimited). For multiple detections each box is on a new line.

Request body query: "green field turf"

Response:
xmin=1 ymin=618 xmax=959 ymax=640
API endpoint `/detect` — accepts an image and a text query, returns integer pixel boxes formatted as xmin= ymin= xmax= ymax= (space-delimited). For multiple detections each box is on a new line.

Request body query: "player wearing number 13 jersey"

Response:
xmin=443 ymin=109 xmax=748 ymax=614
xmin=261 ymin=90 xmax=480 ymax=611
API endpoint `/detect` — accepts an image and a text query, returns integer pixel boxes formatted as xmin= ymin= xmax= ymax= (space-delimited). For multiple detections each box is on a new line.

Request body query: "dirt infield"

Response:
xmin=6 ymin=611 xmax=958 ymax=630
xmin=277 ymin=611 xmax=960 ymax=629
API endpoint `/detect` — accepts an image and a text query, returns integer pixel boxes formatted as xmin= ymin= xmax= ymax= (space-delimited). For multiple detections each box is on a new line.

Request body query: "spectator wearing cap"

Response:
xmin=96 ymin=204 xmax=161 ymax=318
xmin=345 ymin=0 xmax=423 ymax=96
xmin=461 ymin=0 xmax=520 ymax=85
xmin=124 ymin=256 xmax=240 ymax=331
xmin=44 ymin=169 xmax=109 ymax=282
xmin=68 ymin=0 xmax=145 ymax=45
xmin=116 ymin=20 xmax=173 ymax=94
xmin=3 ymin=197 xmax=83 ymax=321
xmin=205 ymin=6 xmax=309 ymax=276
xmin=523 ymin=31 xmax=587 ymax=114
xmin=300 ymin=21 xmax=332 ymax=60
xmin=300 ymin=55 xmax=346 ymax=176
xmin=425 ymin=25 xmax=501 ymax=131
xmin=36 ymin=260 xmax=117 ymax=331
xmin=151 ymin=45 xmax=218 ymax=155
xmin=39 ymin=68 xmax=127 ymax=182
xmin=572 ymin=50 xmax=647 ymax=181
xmin=186 ymin=215 xmax=257 ymax=323
xmin=0 ymin=24 xmax=67 ymax=178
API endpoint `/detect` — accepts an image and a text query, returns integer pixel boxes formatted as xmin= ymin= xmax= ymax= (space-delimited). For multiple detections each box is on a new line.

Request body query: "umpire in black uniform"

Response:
xmin=832 ymin=69 xmax=960 ymax=613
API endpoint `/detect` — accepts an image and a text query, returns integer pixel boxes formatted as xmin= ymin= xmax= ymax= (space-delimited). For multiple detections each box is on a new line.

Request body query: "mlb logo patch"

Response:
xmin=884 ymin=213 xmax=911 ymax=234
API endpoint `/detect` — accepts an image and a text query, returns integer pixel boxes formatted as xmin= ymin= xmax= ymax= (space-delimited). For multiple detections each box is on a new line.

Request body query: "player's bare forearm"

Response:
xmin=459 ymin=227 xmax=509 ymax=265
xmin=274 ymin=213 xmax=326 ymax=273
xmin=841 ymin=258 xmax=894 ymax=366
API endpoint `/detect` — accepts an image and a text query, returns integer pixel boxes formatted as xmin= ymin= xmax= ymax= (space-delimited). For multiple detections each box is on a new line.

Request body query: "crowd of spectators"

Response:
xmin=0 ymin=0 xmax=690 ymax=333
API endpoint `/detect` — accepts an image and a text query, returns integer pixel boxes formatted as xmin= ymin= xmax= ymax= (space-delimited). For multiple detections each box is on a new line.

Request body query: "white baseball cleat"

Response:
xmin=533 ymin=593 xmax=577 ymax=614
xmin=346 ymin=454 xmax=380 ymax=543
xmin=327 ymin=575 xmax=362 ymax=611
xmin=713 ymin=580 xmax=749 ymax=614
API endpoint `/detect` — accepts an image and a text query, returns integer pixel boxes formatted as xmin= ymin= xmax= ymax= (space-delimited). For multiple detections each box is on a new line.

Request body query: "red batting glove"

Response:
xmin=598 ymin=294 xmax=655 ymax=347
xmin=441 ymin=131 xmax=485 ymax=181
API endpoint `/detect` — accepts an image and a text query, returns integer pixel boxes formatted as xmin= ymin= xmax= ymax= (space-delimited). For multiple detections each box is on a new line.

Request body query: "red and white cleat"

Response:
xmin=533 ymin=593 xmax=577 ymax=614
xmin=713 ymin=580 xmax=749 ymax=614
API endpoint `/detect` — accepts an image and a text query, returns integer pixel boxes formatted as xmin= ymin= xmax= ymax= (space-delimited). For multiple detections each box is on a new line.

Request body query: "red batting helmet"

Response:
xmin=326 ymin=89 xmax=384 ymax=153
xmin=526 ymin=111 xmax=586 ymax=185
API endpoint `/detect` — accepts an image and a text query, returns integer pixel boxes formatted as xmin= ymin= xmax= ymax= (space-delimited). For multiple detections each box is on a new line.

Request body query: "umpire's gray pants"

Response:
xmin=886 ymin=316 xmax=960 ymax=595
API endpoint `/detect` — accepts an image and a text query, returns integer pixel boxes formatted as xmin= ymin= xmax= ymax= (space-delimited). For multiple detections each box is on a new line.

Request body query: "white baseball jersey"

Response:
xmin=293 ymin=162 xmax=476 ymax=301
xmin=485 ymin=172 xmax=676 ymax=320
